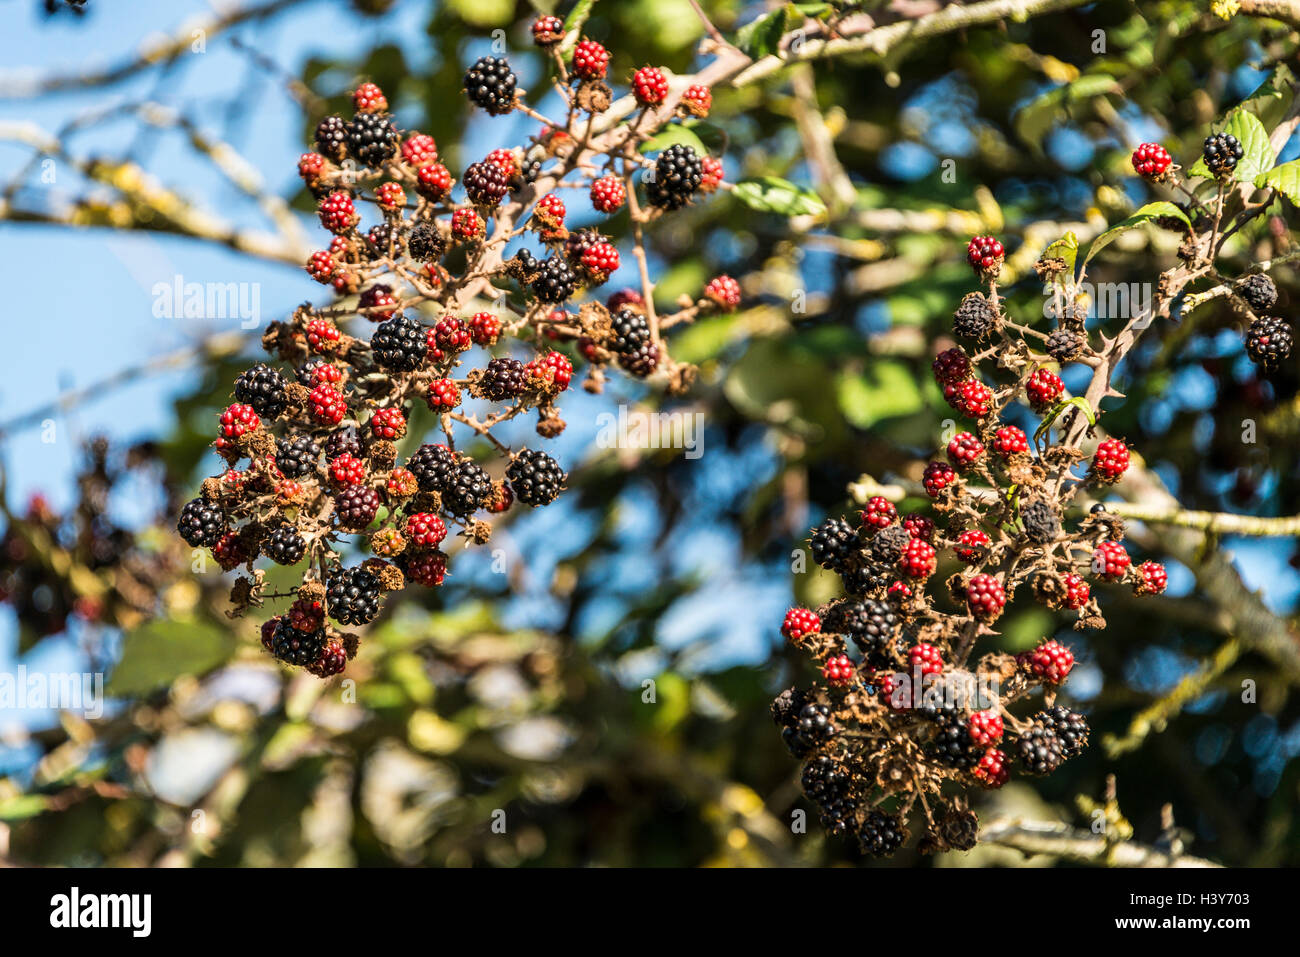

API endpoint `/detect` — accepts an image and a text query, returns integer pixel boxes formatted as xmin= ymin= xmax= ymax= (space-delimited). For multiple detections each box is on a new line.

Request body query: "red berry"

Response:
xmin=212 ymin=531 xmax=252 ymax=571
xmin=947 ymin=378 xmax=993 ymax=419
xmin=932 ymin=347 xmax=971 ymax=385
xmin=218 ymin=403 xmax=260 ymax=442
xmin=359 ymin=284 xmax=397 ymax=321
xmin=1091 ymin=540 xmax=1130 ymax=580
xmin=580 ymin=241 xmax=620 ymax=282
xmin=947 ymin=431 xmax=985 ymax=470
xmin=525 ymin=351 xmax=573 ymax=391
xmin=1028 ymin=639 xmax=1075 ymax=684
xmin=352 ymin=82 xmax=388 ymax=113
xmin=451 ymin=207 xmax=484 ymax=241
xmin=329 ymin=452 xmax=367 ymax=486
xmin=1131 ymin=142 xmax=1172 ymax=178
xmin=306 ymin=251 xmax=336 ymax=284
xmin=427 ymin=315 xmax=471 ymax=361
xmin=533 ymin=193 xmax=566 ymax=233
xmin=572 ymin=39 xmax=610 ymax=80
xmin=992 ymin=425 xmax=1029 ymax=459
xmin=469 ymin=311 xmax=501 ymax=346
xmin=632 ymin=66 xmax=669 ymax=106
xmin=405 ymin=550 xmax=448 ymax=587
xmin=487 ymin=481 xmax=514 ymax=514
xmin=405 ymin=512 xmax=447 ymax=548
xmin=589 ymin=175 xmax=627 ymax=214
xmin=902 ymin=514 xmax=934 ymax=542
xmin=973 ymin=748 xmax=1009 ymax=788
xmin=703 ymin=274 xmax=741 ymax=310
xmin=309 ymin=383 xmax=347 ymax=425
xmin=531 ymin=14 xmax=565 ymax=46
xmin=376 ymin=181 xmax=406 ymax=211
xmin=887 ymin=581 xmax=913 ymax=602
xmin=861 ymin=496 xmax=897 ymax=530
xmin=822 ymin=654 xmax=855 ymax=686
xmin=1063 ymin=573 xmax=1090 ymax=610
xmin=318 ymin=190 xmax=358 ymax=234
xmin=899 ymin=537 xmax=937 ymax=579
xmin=969 ymin=710 xmax=1004 ymax=747
xmin=606 ymin=289 xmax=644 ymax=312
xmin=966 ymin=235 xmax=1004 ymax=273
xmin=965 ymin=573 xmax=1006 ymax=620
xmin=681 ymin=84 xmax=712 ymax=117
xmin=699 ymin=155 xmax=724 ymax=193
xmin=1135 ymin=560 xmax=1168 ymax=595
xmin=922 ymin=461 xmax=957 ymax=498
xmin=782 ymin=607 xmax=821 ymax=642
xmin=287 ymin=597 xmax=325 ymax=633
xmin=385 ymin=467 xmax=418 ymax=499
xmin=298 ymin=152 xmax=325 ymax=184
xmin=426 ymin=377 xmax=461 ymax=411
xmin=909 ymin=642 xmax=944 ymax=676
xmin=1091 ymin=438 xmax=1130 ymax=482
xmin=416 ymin=163 xmax=453 ymax=200
xmin=370 ymin=406 xmax=406 ymax=440
xmin=954 ymin=529 xmax=992 ymax=564
xmin=401 ymin=133 xmax=438 ymax=168
xmin=306 ymin=318 xmax=340 ymax=353
xmin=1025 ymin=368 xmax=1064 ymax=411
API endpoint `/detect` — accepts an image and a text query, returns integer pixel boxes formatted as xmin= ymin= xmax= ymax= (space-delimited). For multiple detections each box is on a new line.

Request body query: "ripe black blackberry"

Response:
xmin=646 ymin=144 xmax=703 ymax=210
xmin=314 ymin=114 xmax=348 ymax=162
xmin=345 ymin=112 xmax=399 ymax=168
xmin=1238 ymin=273 xmax=1277 ymax=312
xmin=177 ymin=498 xmax=226 ymax=547
xmin=810 ymin=516 xmax=857 ymax=572
xmin=619 ymin=340 xmax=660 ymax=377
xmin=1046 ymin=327 xmax=1084 ymax=362
xmin=825 ymin=598 xmax=898 ymax=660
xmin=857 ymin=809 xmax=906 ymax=857
xmin=1203 ymin=132 xmax=1244 ymax=177
xmin=866 ymin=523 xmax=910 ymax=567
xmin=1038 ymin=706 xmax=1090 ymax=758
xmin=1245 ymin=315 xmax=1292 ymax=372
xmin=506 ymin=449 xmax=566 ymax=506
xmin=463 ymin=160 xmax=511 ymax=206
xmin=265 ymin=524 xmax=307 ymax=565
xmin=610 ymin=306 xmax=651 ymax=354
xmin=477 ymin=356 xmax=527 ymax=400
xmin=325 ymin=565 xmax=383 ymax=625
xmin=442 ymin=459 xmax=493 ymax=515
xmin=929 ymin=711 xmax=977 ymax=770
xmin=531 ymin=256 xmax=578 ymax=303
xmin=801 ymin=755 xmax=858 ymax=837
xmin=407 ymin=221 xmax=445 ymax=262
xmin=1021 ymin=499 xmax=1060 ymax=544
xmin=335 ymin=485 xmax=381 ymax=529
xmin=270 ymin=619 xmax=327 ymax=666
xmin=840 ymin=561 xmax=887 ymax=597
xmin=233 ymin=363 xmax=288 ymax=418
xmin=366 ymin=222 xmax=405 ymax=259
xmin=370 ymin=315 xmax=427 ymax=371
xmin=794 ymin=701 xmax=836 ymax=746
xmin=407 ymin=443 xmax=457 ymax=492
xmin=953 ymin=292 xmax=997 ymax=341
xmin=324 ymin=426 xmax=363 ymax=461
xmin=1017 ymin=722 xmax=1064 ymax=775
xmin=464 ymin=56 xmax=517 ymax=115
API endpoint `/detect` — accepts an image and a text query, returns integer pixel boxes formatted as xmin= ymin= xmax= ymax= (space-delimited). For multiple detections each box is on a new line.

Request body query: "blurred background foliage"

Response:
xmin=1 ymin=0 xmax=1299 ymax=866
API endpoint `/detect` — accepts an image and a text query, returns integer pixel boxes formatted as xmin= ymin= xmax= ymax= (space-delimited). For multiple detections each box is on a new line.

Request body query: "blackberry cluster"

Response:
xmin=408 ymin=443 xmax=457 ymax=492
xmin=824 ymin=598 xmax=897 ymax=660
xmin=477 ymin=357 xmax=527 ymax=400
xmin=276 ymin=435 xmax=321 ymax=479
xmin=326 ymin=565 xmax=383 ymax=625
xmin=610 ymin=307 xmax=658 ymax=376
xmin=858 ymin=810 xmax=907 ymax=858
xmin=345 ymin=112 xmax=399 ymax=168
xmin=930 ymin=712 xmax=977 ymax=770
xmin=370 ymin=315 xmax=427 ymax=371
xmin=367 ymin=222 xmax=404 ymax=259
xmin=335 ymin=485 xmax=381 ymax=529
xmin=1202 ymin=132 xmax=1244 ymax=177
xmin=801 ymin=756 xmax=859 ymax=837
xmin=646 ymin=144 xmax=703 ymax=210
xmin=269 ymin=619 xmax=327 ymax=666
xmin=233 ymin=364 xmax=288 ymax=418
xmin=314 ymin=114 xmax=348 ymax=162
xmin=442 ymin=459 xmax=493 ymax=515
xmin=953 ymin=292 xmax=996 ymax=340
xmin=506 ymin=449 xmax=566 ymax=506
xmin=464 ymin=56 xmax=517 ymax=115
xmin=1038 ymin=706 xmax=1090 ymax=758
xmin=841 ymin=562 xmax=887 ymax=596
xmin=325 ymin=426 xmax=364 ymax=461
xmin=810 ymin=516 xmax=857 ymax=571
xmin=177 ymin=498 xmax=226 ymax=547
xmin=265 ymin=525 xmax=306 ymax=565
xmin=1245 ymin=316 xmax=1292 ymax=372
xmin=1046 ymin=327 xmax=1083 ymax=362
xmin=531 ymin=256 xmax=579 ymax=303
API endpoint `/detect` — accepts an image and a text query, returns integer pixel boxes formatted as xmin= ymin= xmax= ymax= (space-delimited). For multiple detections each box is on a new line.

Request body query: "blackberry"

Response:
xmin=325 ymin=565 xmax=383 ymax=625
xmin=795 ymin=701 xmax=835 ymax=746
xmin=1017 ymin=722 xmax=1063 ymax=775
xmin=810 ymin=517 xmax=857 ymax=572
xmin=1245 ymin=315 xmax=1292 ymax=372
xmin=442 ymin=459 xmax=493 ymax=515
xmin=840 ymin=561 xmax=887 ymax=597
xmin=506 ymin=449 xmax=566 ymax=507
xmin=464 ymin=55 xmax=517 ymax=115
xmin=233 ymin=363 xmax=288 ymax=418
xmin=269 ymin=619 xmax=327 ymax=666
xmin=609 ymin=307 xmax=658 ymax=375
xmin=477 ymin=356 xmax=527 ymax=400
xmin=935 ymin=806 xmax=980 ymax=851
xmin=370 ymin=315 xmax=427 ymax=371
xmin=1038 ymin=706 xmax=1090 ymax=758
xmin=324 ymin=426 xmax=363 ymax=462
xmin=771 ymin=686 xmax=808 ymax=727
xmin=646 ymin=144 xmax=703 ymax=210
xmin=953 ymin=292 xmax=997 ymax=340
xmin=867 ymin=524 xmax=911 ymax=568
xmin=620 ymin=340 xmax=660 ymax=377
xmin=564 ymin=227 xmax=607 ymax=268
xmin=296 ymin=358 xmax=336 ymax=388
xmin=930 ymin=711 xmax=977 ymax=770
xmin=463 ymin=160 xmax=511 ymax=207
xmin=335 ymin=484 xmax=381 ymax=530
xmin=407 ymin=221 xmax=445 ymax=262
xmin=177 ymin=498 xmax=226 ymax=547
xmin=314 ymin=114 xmax=348 ymax=162
xmin=1238 ymin=273 xmax=1277 ymax=312
xmin=1021 ymin=499 xmax=1060 ymax=544
xmin=825 ymin=598 xmax=898 ymax=659
xmin=1046 ymin=327 xmax=1084 ymax=362
xmin=857 ymin=809 xmax=906 ymax=857
xmin=1202 ymin=132 xmax=1244 ymax=177
xmin=308 ymin=640 xmax=347 ymax=678
xmin=801 ymin=756 xmax=858 ymax=837
xmin=265 ymin=524 xmax=307 ymax=565
xmin=366 ymin=221 xmax=405 ymax=259
xmin=531 ymin=256 xmax=578 ymax=303
xmin=345 ymin=112 xmax=399 ymax=168
xmin=407 ymin=443 xmax=457 ymax=492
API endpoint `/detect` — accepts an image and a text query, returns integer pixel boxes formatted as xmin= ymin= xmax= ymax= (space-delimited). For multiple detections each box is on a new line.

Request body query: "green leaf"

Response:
xmin=0 ymin=795 xmax=49 ymax=821
xmin=835 ymin=361 xmax=925 ymax=430
xmin=1013 ymin=75 xmax=1120 ymax=149
xmin=1255 ymin=159 xmax=1300 ymax=205
xmin=1042 ymin=231 xmax=1079 ymax=280
xmin=1238 ymin=63 xmax=1297 ymax=134
xmin=732 ymin=176 xmax=827 ymax=218
xmin=1033 ymin=396 xmax=1095 ymax=444
xmin=1083 ymin=202 xmax=1190 ymax=265
xmin=444 ymin=0 xmax=513 ymax=26
xmin=735 ymin=6 xmax=794 ymax=59
xmin=108 ymin=617 xmax=237 ymax=696
xmin=639 ymin=124 xmax=709 ymax=158
xmin=559 ymin=0 xmax=596 ymax=54
xmin=671 ymin=316 xmax=739 ymax=364
xmin=1187 ymin=110 xmax=1274 ymax=183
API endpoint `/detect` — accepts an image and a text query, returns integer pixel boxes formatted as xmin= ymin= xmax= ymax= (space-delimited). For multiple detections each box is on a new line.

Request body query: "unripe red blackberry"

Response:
xmin=307 ymin=250 xmax=336 ymax=284
xmin=469 ymin=311 xmax=501 ymax=345
xmin=968 ymin=710 xmax=1004 ymax=747
xmin=329 ymin=452 xmax=367 ymax=486
xmin=948 ymin=378 xmax=993 ymax=419
xmin=477 ymin=356 xmax=527 ymax=400
xmin=506 ymin=449 xmax=566 ymax=506
xmin=525 ymin=351 xmax=573 ymax=391
xmin=335 ymin=485 xmax=381 ymax=530
xmin=1238 ymin=274 xmax=1278 ymax=313
xmin=571 ymin=39 xmax=610 ymax=80
xmin=1063 ymin=573 xmax=1090 ymax=610
xmin=631 ymin=66 xmax=669 ymax=106
xmin=922 ymin=461 xmax=957 ymax=498
xmin=531 ymin=14 xmax=564 ymax=46
xmin=325 ymin=565 xmax=383 ymax=625
xmin=954 ymin=528 xmax=991 ymax=563
xmin=822 ymin=654 xmax=854 ymax=686
xmin=782 ymin=607 xmax=821 ymax=642
xmin=415 ymin=162 xmax=453 ymax=201
xmin=703 ymin=274 xmax=742 ymax=310
xmin=590 ymin=175 xmax=627 ymax=213
xmin=370 ymin=406 xmax=406 ymax=440
xmin=385 ymin=467 xmax=419 ymax=500
xmin=1090 ymin=438 xmax=1130 ymax=482
xmin=809 ymin=516 xmax=857 ymax=571
xmin=992 ymin=425 xmax=1029 ymax=459
xmin=899 ymin=538 xmax=937 ymax=579
xmin=298 ymin=152 xmax=326 ymax=187
xmin=681 ymin=84 xmax=712 ymax=117
xmin=861 ymin=496 xmax=897 ymax=530
xmin=427 ymin=315 xmax=472 ymax=361
xmin=646 ymin=144 xmax=703 ymax=210
xmin=1091 ymin=540 xmax=1130 ymax=580
xmin=953 ymin=292 xmax=997 ymax=340
xmin=177 ymin=497 xmax=227 ymax=547
xmin=352 ymin=81 xmax=388 ymax=114
xmin=463 ymin=56 xmax=517 ymax=115
xmin=405 ymin=512 xmax=447 ymax=548
xmin=266 ymin=524 xmax=307 ymax=565
xmin=1025 ymin=368 xmax=1064 ymax=411
xmin=210 ymin=530 xmax=248 ymax=570
xmin=371 ymin=315 xmax=427 ymax=372
xmin=1028 ymin=638 xmax=1075 ymax=684
xmin=973 ymin=747 xmax=1009 ymax=788
xmin=306 ymin=317 xmax=340 ymax=353
xmin=909 ymin=642 xmax=944 ymax=676
xmin=375 ymin=181 xmax=406 ymax=213
xmin=1021 ymin=500 xmax=1060 ymax=544
xmin=286 ymin=597 xmax=325 ymax=634
xmin=1130 ymin=142 xmax=1172 ymax=178
xmin=358 ymin=282 xmax=397 ymax=319
xmin=532 ymin=192 xmax=566 ymax=234
xmin=318 ymin=190 xmax=358 ymax=234
xmin=580 ymin=241 xmax=620 ymax=282
xmin=404 ymin=549 xmax=448 ymax=587
xmin=308 ymin=639 xmax=347 ymax=678
xmin=1245 ymin=315 xmax=1293 ymax=372
xmin=932 ymin=347 xmax=970 ymax=384
xmin=965 ymin=573 xmax=1006 ymax=620
xmin=345 ymin=112 xmax=399 ymax=168
xmin=426 ymin=377 xmax=461 ymax=411
xmin=966 ymin=235 xmax=1004 ymax=274
xmin=947 ymin=431 xmax=984 ymax=470
xmin=1202 ymin=131 xmax=1244 ymax=177
xmin=1135 ymin=560 xmax=1168 ymax=595
xmin=486 ymin=480 xmax=513 ymax=514
xmin=451 ymin=207 xmax=484 ymax=241
xmin=887 ymin=580 xmax=912 ymax=602
xmin=217 ymin=403 xmax=261 ymax=451
xmin=401 ymin=133 xmax=438 ymax=168
xmin=314 ymin=115 xmax=348 ymax=162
